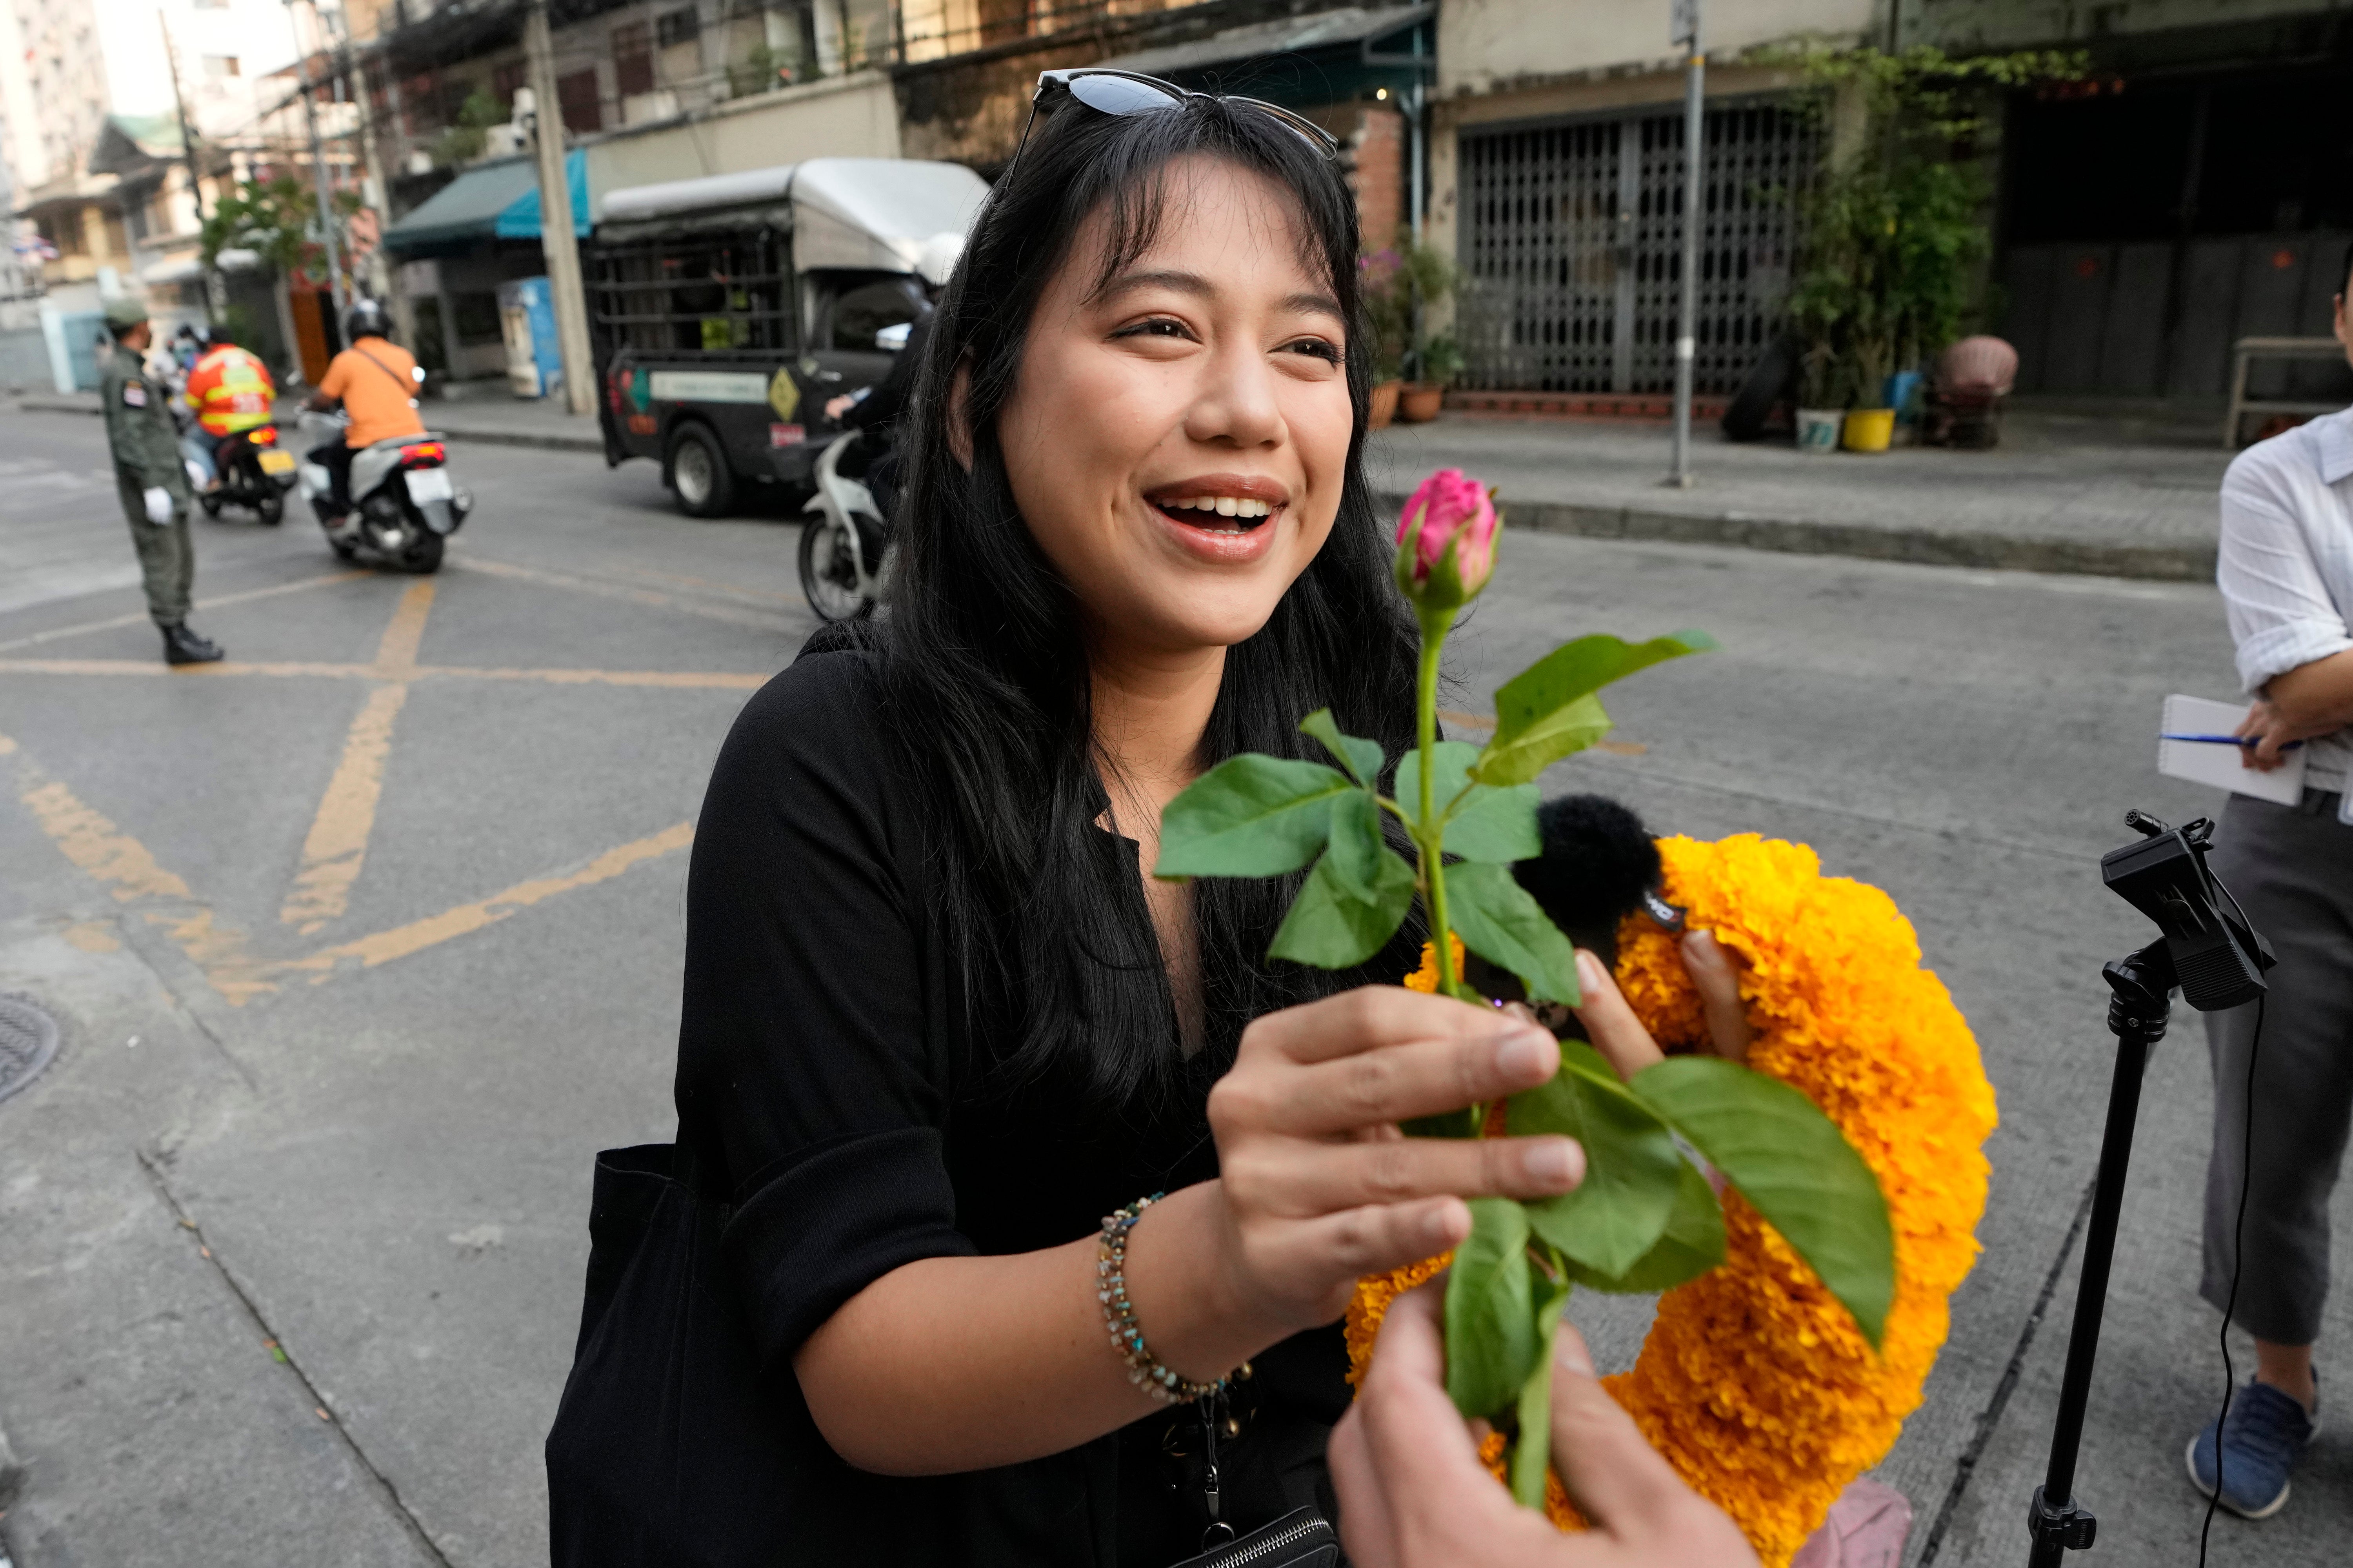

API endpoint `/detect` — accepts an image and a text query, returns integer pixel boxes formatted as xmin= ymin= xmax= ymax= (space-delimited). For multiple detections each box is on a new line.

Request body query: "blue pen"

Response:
xmin=2162 ymin=733 xmax=2305 ymax=750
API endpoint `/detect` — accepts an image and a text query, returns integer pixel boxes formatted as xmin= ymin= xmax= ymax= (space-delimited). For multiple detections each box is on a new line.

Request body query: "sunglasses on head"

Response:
xmin=1001 ymin=68 xmax=1342 ymax=188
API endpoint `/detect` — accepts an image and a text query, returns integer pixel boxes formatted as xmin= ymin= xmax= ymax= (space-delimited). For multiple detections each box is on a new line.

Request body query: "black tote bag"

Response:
xmin=544 ymin=1143 xmax=802 ymax=1568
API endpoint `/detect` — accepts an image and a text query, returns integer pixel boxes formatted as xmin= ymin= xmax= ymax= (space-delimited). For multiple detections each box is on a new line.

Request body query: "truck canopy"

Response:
xmin=596 ymin=158 xmax=989 ymax=281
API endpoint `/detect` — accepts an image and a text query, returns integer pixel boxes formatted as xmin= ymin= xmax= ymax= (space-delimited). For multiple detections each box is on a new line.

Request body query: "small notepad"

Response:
xmin=2158 ymin=694 xmax=2304 ymax=805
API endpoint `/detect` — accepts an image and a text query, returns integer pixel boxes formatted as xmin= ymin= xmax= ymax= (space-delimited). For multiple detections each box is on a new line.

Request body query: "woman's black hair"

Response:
xmin=876 ymin=90 xmax=1420 ymax=1106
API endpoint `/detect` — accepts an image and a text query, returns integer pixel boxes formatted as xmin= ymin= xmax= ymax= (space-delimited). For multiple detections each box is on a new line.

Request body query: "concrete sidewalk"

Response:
xmin=13 ymin=388 xmax=2249 ymax=580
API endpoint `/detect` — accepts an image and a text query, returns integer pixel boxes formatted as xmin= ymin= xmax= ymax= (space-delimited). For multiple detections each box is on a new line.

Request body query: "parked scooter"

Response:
xmin=797 ymin=432 xmax=887 ymax=621
xmin=295 ymin=411 xmax=470 ymax=574
xmin=198 ymin=425 xmax=296 ymax=525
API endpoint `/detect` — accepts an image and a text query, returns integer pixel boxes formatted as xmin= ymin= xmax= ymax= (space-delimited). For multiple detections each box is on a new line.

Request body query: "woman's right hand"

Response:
xmin=1194 ymin=988 xmax=1584 ymax=1339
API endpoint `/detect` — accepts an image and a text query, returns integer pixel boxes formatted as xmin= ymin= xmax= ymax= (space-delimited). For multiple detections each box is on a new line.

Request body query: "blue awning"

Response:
xmin=384 ymin=151 xmax=588 ymax=258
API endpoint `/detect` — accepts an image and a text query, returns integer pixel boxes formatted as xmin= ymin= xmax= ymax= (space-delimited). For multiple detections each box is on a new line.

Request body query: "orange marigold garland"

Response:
xmin=1346 ymin=835 xmax=1997 ymax=1566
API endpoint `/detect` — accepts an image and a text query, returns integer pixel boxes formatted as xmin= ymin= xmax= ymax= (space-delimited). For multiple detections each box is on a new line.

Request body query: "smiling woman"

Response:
xmin=546 ymin=78 xmax=1594 ymax=1568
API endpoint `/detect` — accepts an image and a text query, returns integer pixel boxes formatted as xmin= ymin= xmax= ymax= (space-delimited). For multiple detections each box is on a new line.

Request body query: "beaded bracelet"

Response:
xmin=1097 ymin=1194 xmax=1234 ymax=1404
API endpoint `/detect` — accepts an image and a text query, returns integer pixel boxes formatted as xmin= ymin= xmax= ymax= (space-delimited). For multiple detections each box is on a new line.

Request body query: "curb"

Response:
xmin=1374 ymin=492 xmax=2217 ymax=584
xmin=9 ymin=396 xmax=606 ymax=454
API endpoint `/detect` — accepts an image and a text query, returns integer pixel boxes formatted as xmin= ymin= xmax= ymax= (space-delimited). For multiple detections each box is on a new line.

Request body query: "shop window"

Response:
xmin=656 ymin=7 xmax=700 ymax=49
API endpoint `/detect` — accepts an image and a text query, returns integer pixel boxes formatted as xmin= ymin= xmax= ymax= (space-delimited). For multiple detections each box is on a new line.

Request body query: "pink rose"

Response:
xmin=1394 ymin=468 xmax=1497 ymax=607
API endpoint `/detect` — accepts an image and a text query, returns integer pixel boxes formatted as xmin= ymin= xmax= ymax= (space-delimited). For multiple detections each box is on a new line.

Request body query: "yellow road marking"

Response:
xmin=269 ymin=821 xmax=694 ymax=983
xmin=6 ymin=734 xmax=273 ymax=1004
xmin=0 ymin=657 xmax=378 ymax=678
xmin=21 ymin=779 xmax=195 ymax=902
xmin=462 ymin=555 xmax=796 ymax=632
xmin=278 ymin=584 xmax=436 ymax=931
xmin=424 ymin=665 xmax=768 ymax=690
xmin=373 ymin=581 xmax=435 ymax=674
xmin=0 ymin=570 xmax=371 ymax=654
xmin=280 ymin=685 xmax=410 ymax=932
xmin=0 ymin=657 xmax=767 ymax=688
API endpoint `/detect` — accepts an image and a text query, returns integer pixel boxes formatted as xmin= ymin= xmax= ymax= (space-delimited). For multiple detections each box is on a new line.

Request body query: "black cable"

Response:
xmin=2199 ymin=868 xmax=2266 ymax=1568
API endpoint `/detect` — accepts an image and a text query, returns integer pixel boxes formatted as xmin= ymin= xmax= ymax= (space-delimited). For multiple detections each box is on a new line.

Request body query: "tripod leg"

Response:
xmin=2028 ymin=1016 xmax=2159 ymax=1564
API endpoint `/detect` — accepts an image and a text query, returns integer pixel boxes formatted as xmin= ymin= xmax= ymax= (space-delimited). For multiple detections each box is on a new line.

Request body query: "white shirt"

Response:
xmin=2217 ymin=404 xmax=2353 ymax=795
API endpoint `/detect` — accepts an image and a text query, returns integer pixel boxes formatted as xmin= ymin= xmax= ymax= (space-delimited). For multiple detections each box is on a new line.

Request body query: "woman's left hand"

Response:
xmin=1571 ymin=930 xmax=1751 ymax=1081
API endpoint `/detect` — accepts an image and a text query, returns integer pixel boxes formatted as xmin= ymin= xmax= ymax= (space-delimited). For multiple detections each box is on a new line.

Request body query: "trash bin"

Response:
xmin=496 ymin=277 xmax=563 ymax=399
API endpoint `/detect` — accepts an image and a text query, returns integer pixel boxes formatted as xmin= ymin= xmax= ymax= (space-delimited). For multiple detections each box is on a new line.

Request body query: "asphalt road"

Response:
xmin=0 ymin=408 xmax=2340 ymax=1568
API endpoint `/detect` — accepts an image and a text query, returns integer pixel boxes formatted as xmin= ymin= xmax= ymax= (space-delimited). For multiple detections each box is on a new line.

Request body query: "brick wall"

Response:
xmin=1350 ymin=102 xmax=1402 ymax=251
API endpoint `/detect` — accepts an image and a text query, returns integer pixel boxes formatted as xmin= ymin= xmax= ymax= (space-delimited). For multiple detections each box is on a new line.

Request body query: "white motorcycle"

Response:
xmin=797 ymin=432 xmax=887 ymax=621
xmin=296 ymin=411 xmax=470 ymax=574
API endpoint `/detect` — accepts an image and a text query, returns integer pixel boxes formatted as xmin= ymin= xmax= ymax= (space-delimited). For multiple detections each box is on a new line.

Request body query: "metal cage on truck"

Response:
xmin=586 ymin=158 xmax=988 ymax=515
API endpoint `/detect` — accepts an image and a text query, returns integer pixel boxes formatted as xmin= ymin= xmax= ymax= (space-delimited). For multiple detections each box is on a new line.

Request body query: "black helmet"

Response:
xmin=344 ymin=298 xmax=391 ymax=343
xmin=205 ymin=324 xmax=237 ymax=349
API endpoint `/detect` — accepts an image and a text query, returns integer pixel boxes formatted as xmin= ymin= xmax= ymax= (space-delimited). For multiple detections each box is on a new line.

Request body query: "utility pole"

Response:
xmin=287 ymin=0 xmax=346 ymax=316
xmin=324 ymin=2 xmax=412 ymax=344
xmin=1666 ymin=0 xmax=1704 ymax=488
xmin=159 ymin=9 xmax=222 ymax=323
xmin=524 ymin=0 xmax=595 ymax=416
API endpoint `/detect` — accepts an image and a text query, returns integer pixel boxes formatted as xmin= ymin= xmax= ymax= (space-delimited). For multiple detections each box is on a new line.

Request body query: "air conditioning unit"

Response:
xmin=482 ymin=122 xmax=527 ymax=159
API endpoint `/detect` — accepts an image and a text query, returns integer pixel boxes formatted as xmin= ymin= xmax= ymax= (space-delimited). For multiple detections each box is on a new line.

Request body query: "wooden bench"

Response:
xmin=2226 ymin=336 xmax=2347 ymax=447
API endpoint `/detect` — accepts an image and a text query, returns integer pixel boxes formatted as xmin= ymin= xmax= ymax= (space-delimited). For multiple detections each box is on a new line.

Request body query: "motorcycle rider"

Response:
xmin=183 ymin=326 xmax=277 ymax=494
xmin=303 ymin=298 xmax=424 ymax=518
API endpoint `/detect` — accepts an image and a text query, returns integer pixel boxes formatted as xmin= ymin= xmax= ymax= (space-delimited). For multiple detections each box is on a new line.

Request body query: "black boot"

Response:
xmin=162 ymin=624 xmax=224 ymax=665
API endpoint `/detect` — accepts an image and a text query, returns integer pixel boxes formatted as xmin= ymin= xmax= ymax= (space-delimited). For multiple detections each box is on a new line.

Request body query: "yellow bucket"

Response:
xmin=1841 ymin=408 xmax=1896 ymax=453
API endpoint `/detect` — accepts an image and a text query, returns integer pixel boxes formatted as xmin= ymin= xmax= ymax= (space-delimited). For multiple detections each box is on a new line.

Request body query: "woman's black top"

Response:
xmin=673 ymin=643 xmax=1351 ymax=1566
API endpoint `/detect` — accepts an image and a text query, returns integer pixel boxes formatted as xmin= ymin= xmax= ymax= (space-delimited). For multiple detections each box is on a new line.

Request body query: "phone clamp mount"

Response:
xmin=2026 ymin=810 xmax=2275 ymax=1568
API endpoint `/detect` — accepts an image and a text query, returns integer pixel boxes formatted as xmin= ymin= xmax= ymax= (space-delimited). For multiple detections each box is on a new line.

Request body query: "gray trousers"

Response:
xmin=2202 ymin=790 xmax=2353 ymax=1345
xmin=115 ymin=471 xmax=193 ymax=629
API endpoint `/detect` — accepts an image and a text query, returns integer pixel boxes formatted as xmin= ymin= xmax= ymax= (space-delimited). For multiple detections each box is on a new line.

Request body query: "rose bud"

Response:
xmin=1393 ymin=467 xmax=1499 ymax=614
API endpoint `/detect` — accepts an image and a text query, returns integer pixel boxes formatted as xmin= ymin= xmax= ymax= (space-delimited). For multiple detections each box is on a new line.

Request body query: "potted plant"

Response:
xmin=1403 ymin=333 xmax=1464 ymax=422
xmin=1772 ymin=43 xmax=2078 ymax=454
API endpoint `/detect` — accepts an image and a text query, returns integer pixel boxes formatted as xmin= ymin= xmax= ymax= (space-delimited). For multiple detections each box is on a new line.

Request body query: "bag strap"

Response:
xmin=348 ymin=342 xmax=413 ymax=396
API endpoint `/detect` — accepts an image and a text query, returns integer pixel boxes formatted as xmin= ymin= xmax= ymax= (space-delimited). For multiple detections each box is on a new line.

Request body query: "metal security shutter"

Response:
xmin=1458 ymin=100 xmax=1814 ymax=395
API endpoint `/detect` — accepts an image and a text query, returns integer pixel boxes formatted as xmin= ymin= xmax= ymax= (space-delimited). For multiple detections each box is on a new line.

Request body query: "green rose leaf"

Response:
xmin=1444 ymin=1197 xmax=1540 ymax=1420
xmin=1563 ymin=1157 xmax=1727 ymax=1294
xmin=1472 ymin=630 xmax=1717 ymax=787
xmin=1398 ymin=741 xmax=1539 ymax=862
xmin=1443 ymin=862 xmax=1582 ymax=1005
xmin=1394 ymin=740 xmax=1481 ymax=832
xmin=1268 ymin=792 xmax=1416 ymax=968
xmin=1631 ymin=1056 xmax=1894 ymax=1348
xmin=1154 ymin=755 xmax=1353 ymax=879
xmin=1510 ymin=1041 xmax=1684 ymax=1278
xmin=1299 ymin=708 xmax=1385 ymax=788
xmin=1510 ymin=1273 xmax=1573 ymax=1508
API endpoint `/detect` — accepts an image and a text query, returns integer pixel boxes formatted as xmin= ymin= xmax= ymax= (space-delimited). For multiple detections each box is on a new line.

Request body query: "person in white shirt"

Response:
xmin=2188 ymin=241 xmax=2353 ymax=1521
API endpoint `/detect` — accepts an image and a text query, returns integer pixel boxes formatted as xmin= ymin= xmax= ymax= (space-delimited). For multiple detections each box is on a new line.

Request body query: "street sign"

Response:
xmin=1671 ymin=0 xmax=1699 ymax=47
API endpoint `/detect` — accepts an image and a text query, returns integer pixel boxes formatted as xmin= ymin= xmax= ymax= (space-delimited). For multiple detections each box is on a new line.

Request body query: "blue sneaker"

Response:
xmin=2185 ymin=1379 xmax=2318 ymax=1519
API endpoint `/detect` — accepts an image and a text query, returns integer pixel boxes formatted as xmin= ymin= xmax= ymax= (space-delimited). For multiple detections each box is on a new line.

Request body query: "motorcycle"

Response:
xmin=295 ymin=411 xmax=470 ymax=574
xmin=797 ymin=432 xmax=887 ymax=621
xmin=197 ymin=424 xmax=296 ymax=525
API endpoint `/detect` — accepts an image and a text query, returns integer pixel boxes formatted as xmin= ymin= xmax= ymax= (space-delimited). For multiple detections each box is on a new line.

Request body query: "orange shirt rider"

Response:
xmin=184 ymin=343 xmax=275 ymax=437
xmin=308 ymin=335 xmax=427 ymax=449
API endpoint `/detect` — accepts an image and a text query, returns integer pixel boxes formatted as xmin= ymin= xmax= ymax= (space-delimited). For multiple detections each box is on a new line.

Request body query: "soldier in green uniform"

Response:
xmin=100 ymin=297 xmax=223 ymax=665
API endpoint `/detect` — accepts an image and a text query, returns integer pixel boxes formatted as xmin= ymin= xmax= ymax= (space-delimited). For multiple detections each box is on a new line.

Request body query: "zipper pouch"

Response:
xmin=1165 ymin=1506 xmax=1338 ymax=1568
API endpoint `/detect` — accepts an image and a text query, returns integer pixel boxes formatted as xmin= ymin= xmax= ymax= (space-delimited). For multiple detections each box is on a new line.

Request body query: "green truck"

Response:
xmin=587 ymin=157 xmax=986 ymax=516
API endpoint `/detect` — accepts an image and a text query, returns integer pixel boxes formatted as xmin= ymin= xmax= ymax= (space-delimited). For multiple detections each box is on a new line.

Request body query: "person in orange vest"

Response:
xmin=181 ymin=326 xmax=277 ymax=492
